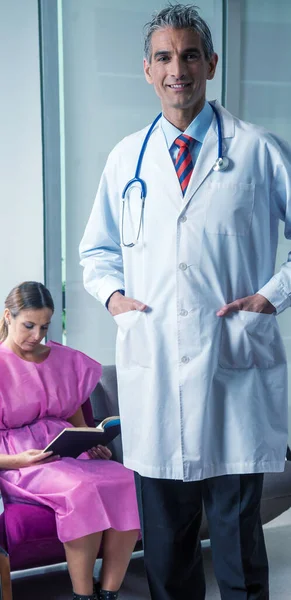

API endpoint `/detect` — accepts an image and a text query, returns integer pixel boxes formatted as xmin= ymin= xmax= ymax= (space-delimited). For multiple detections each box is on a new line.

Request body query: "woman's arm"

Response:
xmin=0 ymin=454 xmax=19 ymax=469
xmin=0 ymin=450 xmax=55 ymax=469
xmin=67 ymin=406 xmax=87 ymax=428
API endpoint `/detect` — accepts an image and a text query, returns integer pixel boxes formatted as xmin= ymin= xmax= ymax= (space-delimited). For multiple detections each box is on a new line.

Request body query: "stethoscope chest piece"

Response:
xmin=213 ymin=156 xmax=229 ymax=172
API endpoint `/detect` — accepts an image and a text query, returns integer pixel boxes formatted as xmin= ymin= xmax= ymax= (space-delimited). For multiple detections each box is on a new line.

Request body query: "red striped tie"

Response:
xmin=174 ymin=134 xmax=194 ymax=196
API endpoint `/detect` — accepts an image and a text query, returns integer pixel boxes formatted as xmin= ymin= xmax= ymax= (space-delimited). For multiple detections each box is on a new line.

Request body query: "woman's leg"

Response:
xmin=64 ymin=532 xmax=103 ymax=596
xmin=100 ymin=529 xmax=139 ymax=592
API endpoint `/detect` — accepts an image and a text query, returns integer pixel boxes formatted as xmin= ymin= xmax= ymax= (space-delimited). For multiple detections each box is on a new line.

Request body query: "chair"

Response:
xmin=0 ymin=398 xmax=96 ymax=571
xmin=1 ymin=366 xmax=291 ymax=572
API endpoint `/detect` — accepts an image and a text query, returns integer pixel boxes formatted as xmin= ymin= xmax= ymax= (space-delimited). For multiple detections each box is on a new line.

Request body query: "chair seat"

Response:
xmin=4 ymin=503 xmax=65 ymax=571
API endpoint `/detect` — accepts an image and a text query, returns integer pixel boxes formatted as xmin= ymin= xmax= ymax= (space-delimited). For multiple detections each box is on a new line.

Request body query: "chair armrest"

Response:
xmin=90 ymin=366 xmax=119 ymax=421
xmin=90 ymin=366 xmax=123 ymax=463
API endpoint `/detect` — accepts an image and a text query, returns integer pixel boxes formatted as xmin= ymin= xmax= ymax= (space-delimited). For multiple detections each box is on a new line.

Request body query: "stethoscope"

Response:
xmin=121 ymin=103 xmax=229 ymax=247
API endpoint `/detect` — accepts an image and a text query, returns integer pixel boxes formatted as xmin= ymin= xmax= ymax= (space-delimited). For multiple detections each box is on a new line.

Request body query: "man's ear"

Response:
xmin=207 ymin=53 xmax=218 ymax=81
xmin=144 ymin=58 xmax=153 ymax=84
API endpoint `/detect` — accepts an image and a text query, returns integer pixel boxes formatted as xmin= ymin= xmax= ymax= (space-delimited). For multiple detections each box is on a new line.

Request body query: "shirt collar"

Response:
xmin=160 ymin=101 xmax=213 ymax=149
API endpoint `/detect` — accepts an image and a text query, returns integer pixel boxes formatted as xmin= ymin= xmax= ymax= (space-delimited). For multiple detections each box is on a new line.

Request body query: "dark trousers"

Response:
xmin=134 ymin=473 xmax=269 ymax=600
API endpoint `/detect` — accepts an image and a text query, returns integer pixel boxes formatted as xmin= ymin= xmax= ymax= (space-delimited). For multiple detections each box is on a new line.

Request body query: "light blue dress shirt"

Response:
xmin=161 ymin=101 xmax=213 ymax=165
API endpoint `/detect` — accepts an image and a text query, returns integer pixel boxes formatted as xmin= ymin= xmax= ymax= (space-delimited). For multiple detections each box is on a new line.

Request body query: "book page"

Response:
xmin=99 ymin=416 xmax=120 ymax=429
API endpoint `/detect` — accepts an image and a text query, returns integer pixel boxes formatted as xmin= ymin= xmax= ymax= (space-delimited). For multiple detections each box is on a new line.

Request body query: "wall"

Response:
xmin=0 ymin=0 xmax=44 ymax=305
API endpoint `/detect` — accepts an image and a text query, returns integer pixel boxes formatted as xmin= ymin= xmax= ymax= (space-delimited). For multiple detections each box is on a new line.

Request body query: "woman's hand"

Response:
xmin=87 ymin=445 xmax=112 ymax=460
xmin=10 ymin=449 xmax=60 ymax=469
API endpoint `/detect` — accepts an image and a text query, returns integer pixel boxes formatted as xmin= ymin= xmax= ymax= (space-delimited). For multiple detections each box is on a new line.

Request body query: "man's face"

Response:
xmin=144 ymin=27 xmax=218 ymax=120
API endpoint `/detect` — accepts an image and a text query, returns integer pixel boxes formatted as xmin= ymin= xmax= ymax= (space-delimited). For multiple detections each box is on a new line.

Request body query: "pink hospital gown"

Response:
xmin=0 ymin=341 xmax=140 ymax=542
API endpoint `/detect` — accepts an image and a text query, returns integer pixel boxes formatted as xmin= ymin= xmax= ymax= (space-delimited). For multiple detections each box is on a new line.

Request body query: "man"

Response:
xmin=80 ymin=4 xmax=291 ymax=599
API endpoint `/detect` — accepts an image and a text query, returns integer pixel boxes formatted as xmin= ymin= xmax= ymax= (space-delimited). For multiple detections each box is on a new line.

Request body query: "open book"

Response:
xmin=42 ymin=416 xmax=121 ymax=459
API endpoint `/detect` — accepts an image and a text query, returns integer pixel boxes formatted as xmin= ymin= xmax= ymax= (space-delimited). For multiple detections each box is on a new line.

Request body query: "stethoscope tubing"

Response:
xmin=122 ymin=112 xmax=162 ymax=201
xmin=121 ymin=104 xmax=225 ymax=247
xmin=210 ymin=103 xmax=223 ymax=159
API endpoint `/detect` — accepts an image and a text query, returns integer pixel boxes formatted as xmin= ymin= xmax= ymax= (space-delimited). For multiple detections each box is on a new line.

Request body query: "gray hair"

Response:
xmin=144 ymin=3 xmax=214 ymax=62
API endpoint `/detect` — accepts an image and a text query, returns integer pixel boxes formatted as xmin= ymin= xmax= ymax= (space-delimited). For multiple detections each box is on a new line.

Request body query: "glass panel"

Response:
xmin=0 ymin=0 xmax=44 ymax=302
xmin=240 ymin=0 xmax=291 ymax=441
xmin=58 ymin=0 xmax=223 ymax=363
xmin=240 ymin=0 xmax=291 ymax=138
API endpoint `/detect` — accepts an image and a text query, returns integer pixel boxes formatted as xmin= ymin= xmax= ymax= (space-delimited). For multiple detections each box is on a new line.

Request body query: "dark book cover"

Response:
xmin=43 ymin=423 xmax=121 ymax=459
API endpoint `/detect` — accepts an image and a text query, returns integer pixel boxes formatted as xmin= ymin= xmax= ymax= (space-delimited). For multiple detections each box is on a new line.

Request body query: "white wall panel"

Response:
xmin=0 ymin=0 xmax=43 ymax=304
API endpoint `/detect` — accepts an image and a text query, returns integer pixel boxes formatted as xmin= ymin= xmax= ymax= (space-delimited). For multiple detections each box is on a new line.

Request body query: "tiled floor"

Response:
xmin=11 ymin=510 xmax=291 ymax=599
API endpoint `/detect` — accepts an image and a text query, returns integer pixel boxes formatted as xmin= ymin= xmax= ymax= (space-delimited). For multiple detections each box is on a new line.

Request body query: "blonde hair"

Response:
xmin=0 ymin=317 xmax=8 ymax=341
xmin=0 ymin=282 xmax=54 ymax=342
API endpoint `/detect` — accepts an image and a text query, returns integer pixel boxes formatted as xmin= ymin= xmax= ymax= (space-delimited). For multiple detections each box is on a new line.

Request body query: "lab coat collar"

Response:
xmin=210 ymin=100 xmax=235 ymax=139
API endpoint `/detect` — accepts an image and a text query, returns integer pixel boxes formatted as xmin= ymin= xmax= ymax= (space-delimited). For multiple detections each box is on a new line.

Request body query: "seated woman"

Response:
xmin=0 ymin=281 xmax=140 ymax=600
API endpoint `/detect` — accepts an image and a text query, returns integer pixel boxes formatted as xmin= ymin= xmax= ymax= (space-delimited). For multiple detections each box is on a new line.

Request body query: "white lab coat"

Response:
xmin=80 ymin=101 xmax=291 ymax=481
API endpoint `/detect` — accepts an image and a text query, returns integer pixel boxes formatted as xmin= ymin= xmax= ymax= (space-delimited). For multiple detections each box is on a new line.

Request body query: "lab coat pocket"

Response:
xmin=219 ymin=311 xmax=286 ymax=369
xmin=205 ymin=182 xmax=254 ymax=235
xmin=114 ymin=310 xmax=151 ymax=369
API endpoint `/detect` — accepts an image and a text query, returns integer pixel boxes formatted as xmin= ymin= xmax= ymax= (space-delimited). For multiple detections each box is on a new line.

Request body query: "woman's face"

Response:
xmin=4 ymin=307 xmax=53 ymax=351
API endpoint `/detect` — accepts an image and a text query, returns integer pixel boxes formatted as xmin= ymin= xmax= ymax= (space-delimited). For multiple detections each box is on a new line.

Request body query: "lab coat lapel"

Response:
xmin=183 ymin=102 xmax=235 ymax=207
xmin=147 ymin=125 xmax=183 ymax=206
xmin=183 ymin=127 xmax=218 ymax=205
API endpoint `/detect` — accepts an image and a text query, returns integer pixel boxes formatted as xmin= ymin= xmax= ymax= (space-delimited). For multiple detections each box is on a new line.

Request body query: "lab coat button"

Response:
xmin=181 ymin=356 xmax=190 ymax=364
xmin=179 ymin=262 xmax=187 ymax=271
xmin=180 ymin=216 xmax=187 ymax=223
xmin=179 ymin=309 xmax=188 ymax=317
